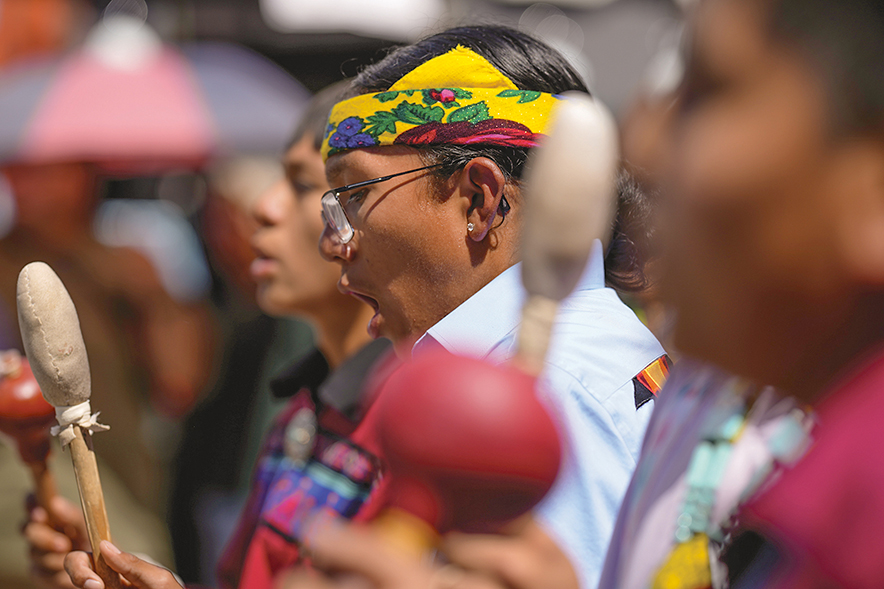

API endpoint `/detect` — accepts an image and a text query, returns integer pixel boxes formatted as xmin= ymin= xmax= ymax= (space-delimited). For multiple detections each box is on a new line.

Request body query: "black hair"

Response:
xmin=349 ymin=24 xmax=649 ymax=292
xmin=767 ymin=0 xmax=884 ymax=135
xmin=289 ymin=80 xmax=352 ymax=152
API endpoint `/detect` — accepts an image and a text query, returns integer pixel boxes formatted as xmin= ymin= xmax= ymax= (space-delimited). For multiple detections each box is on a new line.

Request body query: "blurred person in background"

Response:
xmin=31 ymin=84 xmax=391 ymax=589
xmin=169 ymin=156 xmax=315 ymax=585
xmin=0 ymin=161 xmax=215 ymax=496
xmin=0 ymin=2 xmax=211 ymax=586
xmin=597 ymin=0 xmax=884 ymax=587
xmin=3 ymin=160 xmax=214 ymax=589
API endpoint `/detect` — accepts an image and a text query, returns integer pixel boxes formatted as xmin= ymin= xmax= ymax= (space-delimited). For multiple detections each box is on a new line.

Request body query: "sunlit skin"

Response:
xmin=251 ymin=134 xmax=375 ymax=367
xmin=660 ymin=0 xmax=884 ymax=400
xmin=319 ymin=145 xmax=520 ymax=344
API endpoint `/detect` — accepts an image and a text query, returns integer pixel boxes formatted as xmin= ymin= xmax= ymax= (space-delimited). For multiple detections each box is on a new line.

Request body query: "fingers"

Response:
xmin=303 ymin=518 xmax=435 ymax=588
xmin=47 ymin=496 xmax=89 ymax=548
xmin=273 ymin=569 xmax=368 ymax=589
xmin=99 ymin=541 xmax=182 ymax=589
xmin=24 ymin=499 xmax=79 ymax=589
xmin=443 ymin=532 xmax=531 ymax=582
xmin=24 ymin=494 xmax=88 ymax=550
xmin=63 ymin=551 xmax=104 ymax=589
xmin=305 ymin=519 xmax=402 ymax=580
xmin=441 ymin=520 xmax=579 ymax=589
xmin=24 ymin=508 xmax=73 ymax=552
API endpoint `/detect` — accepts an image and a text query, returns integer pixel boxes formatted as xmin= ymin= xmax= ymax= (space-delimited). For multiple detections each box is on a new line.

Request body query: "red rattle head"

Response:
xmin=373 ymin=348 xmax=562 ymax=535
xmin=0 ymin=350 xmax=56 ymax=464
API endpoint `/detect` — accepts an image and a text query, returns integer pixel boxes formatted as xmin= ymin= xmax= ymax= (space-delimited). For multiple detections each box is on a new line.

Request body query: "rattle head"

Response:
xmin=520 ymin=92 xmax=619 ymax=303
xmin=0 ymin=354 xmax=55 ymax=463
xmin=16 ymin=262 xmax=92 ymax=408
xmin=374 ymin=349 xmax=562 ymax=534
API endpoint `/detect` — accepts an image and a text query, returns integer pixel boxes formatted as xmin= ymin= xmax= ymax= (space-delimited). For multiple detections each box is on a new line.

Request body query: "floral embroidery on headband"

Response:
xmin=325 ymin=88 xmax=549 ymax=157
xmin=320 ymin=45 xmax=566 ymax=160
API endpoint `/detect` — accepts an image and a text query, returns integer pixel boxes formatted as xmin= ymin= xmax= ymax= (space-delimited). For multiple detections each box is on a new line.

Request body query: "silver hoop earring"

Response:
xmin=467 ymin=222 xmax=474 ymax=233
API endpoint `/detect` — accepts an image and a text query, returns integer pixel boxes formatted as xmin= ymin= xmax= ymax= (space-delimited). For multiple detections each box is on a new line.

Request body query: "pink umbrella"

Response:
xmin=0 ymin=16 xmax=309 ymax=171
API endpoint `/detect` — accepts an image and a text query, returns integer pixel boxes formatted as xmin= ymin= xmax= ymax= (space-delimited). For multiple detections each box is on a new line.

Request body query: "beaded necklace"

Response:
xmin=652 ymin=383 xmax=811 ymax=589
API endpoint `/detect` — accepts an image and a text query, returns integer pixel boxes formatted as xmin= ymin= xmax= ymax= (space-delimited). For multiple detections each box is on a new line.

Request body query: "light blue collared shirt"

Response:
xmin=414 ymin=242 xmax=666 ymax=589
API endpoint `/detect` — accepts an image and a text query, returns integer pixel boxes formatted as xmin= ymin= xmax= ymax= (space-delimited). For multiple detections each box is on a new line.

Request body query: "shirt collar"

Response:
xmin=270 ymin=338 xmax=392 ymax=419
xmin=317 ymin=337 xmax=393 ymax=418
xmin=270 ymin=348 xmax=330 ymax=399
xmin=414 ymin=239 xmax=606 ymax=359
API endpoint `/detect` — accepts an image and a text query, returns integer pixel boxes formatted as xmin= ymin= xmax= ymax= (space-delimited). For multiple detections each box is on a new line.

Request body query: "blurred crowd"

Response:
xmin=3 ymin=0 xmax=884 ymax=589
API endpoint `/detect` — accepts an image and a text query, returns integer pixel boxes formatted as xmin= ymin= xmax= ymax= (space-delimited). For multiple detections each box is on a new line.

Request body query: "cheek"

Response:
xmin=361 ymin=200 xmax=463 ymax=289
xmin=660 ymin=74 xmax=841 ymax=349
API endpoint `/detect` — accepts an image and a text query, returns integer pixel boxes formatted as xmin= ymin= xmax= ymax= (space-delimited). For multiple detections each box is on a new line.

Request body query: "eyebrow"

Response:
xmin=324 ymin=157 xmax=348 ymax=182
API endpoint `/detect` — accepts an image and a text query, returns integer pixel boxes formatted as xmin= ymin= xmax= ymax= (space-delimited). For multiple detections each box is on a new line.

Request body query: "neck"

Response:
xmin=780 ymin=292 xmax=884 ymax=404
xmin=311 ymin=296 xmax=376 ymax=369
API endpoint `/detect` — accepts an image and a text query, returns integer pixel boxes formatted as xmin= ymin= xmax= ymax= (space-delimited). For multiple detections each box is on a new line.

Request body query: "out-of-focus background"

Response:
xmin=0 ymin=0 xmax=689 ymax=587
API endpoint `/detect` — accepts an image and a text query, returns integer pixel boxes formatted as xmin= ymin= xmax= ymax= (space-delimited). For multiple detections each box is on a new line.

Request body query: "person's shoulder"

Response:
xmin=545 ymin=287 xmax=666 ymax=400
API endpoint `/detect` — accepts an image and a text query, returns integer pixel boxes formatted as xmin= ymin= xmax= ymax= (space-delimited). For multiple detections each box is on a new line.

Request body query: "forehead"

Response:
xmin=691 ymin=0 xmax=771 ymax=75
xmin=325 ymin=146 xmax=425 ymax=185
xmin=283 ymin=135 xmax=321 ymax=165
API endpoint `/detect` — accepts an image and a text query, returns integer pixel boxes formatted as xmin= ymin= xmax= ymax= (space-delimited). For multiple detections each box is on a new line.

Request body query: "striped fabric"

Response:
xmin=633 ymin=355 xmax=672 ymax=409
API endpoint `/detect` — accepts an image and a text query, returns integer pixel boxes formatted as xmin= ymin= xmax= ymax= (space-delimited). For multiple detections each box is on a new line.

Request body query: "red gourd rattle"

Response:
xmin=0 ymin=350 xmax=59 ymax=516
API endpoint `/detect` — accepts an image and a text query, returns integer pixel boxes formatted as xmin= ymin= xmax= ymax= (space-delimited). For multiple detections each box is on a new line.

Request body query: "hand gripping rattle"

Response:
xmin=17 ymin=261 xmax=122 ymax=589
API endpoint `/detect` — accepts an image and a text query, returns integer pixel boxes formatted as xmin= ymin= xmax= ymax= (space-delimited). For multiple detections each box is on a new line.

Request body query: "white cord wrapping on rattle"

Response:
xmin=51 ymin=401 xmax=110 ymax=446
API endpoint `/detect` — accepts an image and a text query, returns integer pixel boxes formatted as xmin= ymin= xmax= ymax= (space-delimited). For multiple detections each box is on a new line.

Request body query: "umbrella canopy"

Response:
xmin=0 ymin=16 xmax=309 ymax=171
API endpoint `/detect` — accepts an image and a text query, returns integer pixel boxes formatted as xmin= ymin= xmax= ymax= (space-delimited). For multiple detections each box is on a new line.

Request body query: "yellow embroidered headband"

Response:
xmin=321 ymin=45 xmax=562 ymax=161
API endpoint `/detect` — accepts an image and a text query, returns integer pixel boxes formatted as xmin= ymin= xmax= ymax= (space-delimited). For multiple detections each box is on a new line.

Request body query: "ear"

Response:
xmin=457 ymin=157 xmax=507 ymax=241
xmin=838 ymin=140 xmax=884 ymax=285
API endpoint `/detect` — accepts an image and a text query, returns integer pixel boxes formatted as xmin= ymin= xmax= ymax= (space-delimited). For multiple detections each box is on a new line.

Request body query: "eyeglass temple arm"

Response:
xmin=330 ymin=163 xmax=444 ymax=193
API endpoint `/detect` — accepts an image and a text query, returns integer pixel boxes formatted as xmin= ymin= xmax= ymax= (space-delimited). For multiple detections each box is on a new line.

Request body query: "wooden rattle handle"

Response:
xmin=69 ymin=427 xmax=123 ymax=589
xmin=16 ymin=262 xmax=122 ymax=589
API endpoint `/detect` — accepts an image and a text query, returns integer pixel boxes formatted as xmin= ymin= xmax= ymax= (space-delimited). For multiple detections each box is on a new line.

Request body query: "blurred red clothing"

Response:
xmin=741 ymin=348 xmax=884 ymax=588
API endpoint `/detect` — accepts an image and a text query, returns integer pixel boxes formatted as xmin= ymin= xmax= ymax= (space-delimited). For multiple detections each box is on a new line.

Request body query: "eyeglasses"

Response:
xmin=321 ymin=161 xmax=512 ymax=244
xmin=321 ymin=163 xmax=443 ymax=244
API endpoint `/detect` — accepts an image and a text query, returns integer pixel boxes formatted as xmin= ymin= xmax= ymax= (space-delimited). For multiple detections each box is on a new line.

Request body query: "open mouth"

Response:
xmin=340 ymin=284 xmax=383 ymax=338
xmin=348 ymin=291 xmax=379 ymax=312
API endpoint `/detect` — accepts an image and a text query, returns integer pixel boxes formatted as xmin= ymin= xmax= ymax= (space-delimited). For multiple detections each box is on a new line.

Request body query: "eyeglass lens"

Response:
xmin=321 ymin=191 xmax=354 ymax=243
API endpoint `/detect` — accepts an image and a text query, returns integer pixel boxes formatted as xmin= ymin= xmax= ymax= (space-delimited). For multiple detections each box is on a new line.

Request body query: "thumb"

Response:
xmin=99 ymin=542 xmax=182 ymax=589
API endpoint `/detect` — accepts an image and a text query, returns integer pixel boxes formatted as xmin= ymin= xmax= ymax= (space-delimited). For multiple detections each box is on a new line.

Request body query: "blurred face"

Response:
xmin=660 ymin=0 xmax=866 ymax=387
xmin=3 ymin=162 xmax=95 ymax=228
xmin=250 ymin=135 xmax=344 ymax=316
xmin=319 ymin=146 xmax=473 ymax=342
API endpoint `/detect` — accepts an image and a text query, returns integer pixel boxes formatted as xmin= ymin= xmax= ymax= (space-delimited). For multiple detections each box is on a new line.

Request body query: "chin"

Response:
xmin=256 ymin=291 xmax=294 ymax=317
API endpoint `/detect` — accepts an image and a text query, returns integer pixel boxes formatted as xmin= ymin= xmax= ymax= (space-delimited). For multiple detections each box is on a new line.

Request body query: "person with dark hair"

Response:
xmin=61 ymin=25 xmax=668 ymax=589
xmin=28 ymin=83 xmax=392 ymax=589
xmin=597 ymin=0 xmax=884 ymax=587
xmin=295 ymin=24 xmax=665 ymax=589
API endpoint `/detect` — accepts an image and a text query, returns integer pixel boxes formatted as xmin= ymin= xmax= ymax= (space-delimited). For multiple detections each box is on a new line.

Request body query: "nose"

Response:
xmin=251 ymin=179 xmax=289 ymax=226
xmin=319 ymin=220 xmax=355 ymax=264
